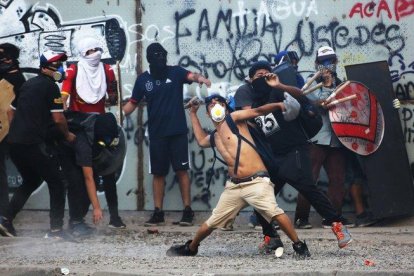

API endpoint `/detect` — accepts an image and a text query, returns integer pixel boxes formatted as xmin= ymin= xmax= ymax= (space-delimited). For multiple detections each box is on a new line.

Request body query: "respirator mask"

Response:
xmin=51 ymin=65 xmax=65 ymax=82
xmin=210 ymin=103 xmax=226 ymax=122
xmin=316 ymin=59 xmax=336 ymax=73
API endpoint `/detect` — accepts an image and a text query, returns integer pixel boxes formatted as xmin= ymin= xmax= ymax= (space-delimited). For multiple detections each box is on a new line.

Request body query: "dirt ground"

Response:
xmin=1 ymin=211 xmax=414 ymax=275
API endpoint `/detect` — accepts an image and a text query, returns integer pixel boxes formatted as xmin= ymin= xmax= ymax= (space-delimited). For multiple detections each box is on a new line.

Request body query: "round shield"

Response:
xmin=328 ymin=81 xmax=384 ymax=155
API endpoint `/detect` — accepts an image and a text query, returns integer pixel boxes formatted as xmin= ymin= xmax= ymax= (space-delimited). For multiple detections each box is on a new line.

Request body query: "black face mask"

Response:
xmin=0 ymin=61 xmax=15 ymax=75
xmin=251 ymin=77 xmax=271 ymax=102
xmin=148 ymin=52 xmax=167 ymax=80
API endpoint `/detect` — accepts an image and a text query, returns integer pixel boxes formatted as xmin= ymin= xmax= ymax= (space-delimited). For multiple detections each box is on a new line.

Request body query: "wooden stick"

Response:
xmin=116 ymin=61 xmax=123 ymax=125
xmin=301 ymin=71 xmax=321 ymax=91
xmin=325 ymin=80 xmax=351 ymax=103
xmin=302 ymin=82 xmax=323 ymax=95
xmin=326 ymin=94 xmax=357 ymax=108
xmin=184 ymin=96 xmax=200 ymax=109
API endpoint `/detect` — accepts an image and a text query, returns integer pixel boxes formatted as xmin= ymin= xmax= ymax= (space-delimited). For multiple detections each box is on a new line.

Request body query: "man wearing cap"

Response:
xmin=295 ymin=46 xmax=351 ymax=228
xmin=61 ymin=37 xmax=125 ymax=231
xmin=0 ymin=43 xmax=26 ymax=220
xmin=123 ymin=42 xmax=211 ymax=226
xmin=167 ymin=94 xmax=310 ymax=258
xmin=234 ymin=60 xmax=353 ymax=250
xmin=0 ymin=50 xmax=76 ymax=238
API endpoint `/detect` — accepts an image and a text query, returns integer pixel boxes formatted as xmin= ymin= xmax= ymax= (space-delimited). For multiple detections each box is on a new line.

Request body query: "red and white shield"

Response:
xmin=328 ymin=81 xmax=384 ymax=155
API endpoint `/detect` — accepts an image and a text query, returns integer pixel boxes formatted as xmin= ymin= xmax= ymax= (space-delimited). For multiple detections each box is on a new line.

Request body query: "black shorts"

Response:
xmin=149 ymin=134 xmax=189 ymax=176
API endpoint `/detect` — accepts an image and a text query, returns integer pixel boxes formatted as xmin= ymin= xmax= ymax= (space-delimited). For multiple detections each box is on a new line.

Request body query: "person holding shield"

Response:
xmin=297 ymin=46 xmax=354 ymax=228
xmin=0 ymin=43 xmax=26 ymax=220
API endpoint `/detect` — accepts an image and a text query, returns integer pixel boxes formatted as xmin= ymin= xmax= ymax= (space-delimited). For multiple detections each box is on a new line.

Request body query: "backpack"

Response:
xmin=207 ymin=114 xmax=277 ymax=187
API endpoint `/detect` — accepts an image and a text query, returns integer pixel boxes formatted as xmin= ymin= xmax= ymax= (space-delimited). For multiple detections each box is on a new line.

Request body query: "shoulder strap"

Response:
xmin=224 ymin=114 xmax=260 ymax=175
xmin=209 ymin=129 xmax=227 ymax=166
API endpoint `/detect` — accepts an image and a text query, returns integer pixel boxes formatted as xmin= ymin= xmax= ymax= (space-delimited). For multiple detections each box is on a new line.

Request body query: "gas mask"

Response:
xmin=210 ymin=103 xmax=226 ymax=122
xmin=51 ymin=65 xmax=66 ymax=82
xmin=251 ymin=77 xmax=271 ymax=102
xmin=316 ymin=59 xmax=336 ymax=73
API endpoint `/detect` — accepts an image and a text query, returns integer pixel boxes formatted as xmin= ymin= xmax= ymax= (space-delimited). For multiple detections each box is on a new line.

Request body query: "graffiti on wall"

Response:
xmin=0 ymin=0 xmax=126 ymax=71
xmin=3 ymin=0 xmax=414 ymax=210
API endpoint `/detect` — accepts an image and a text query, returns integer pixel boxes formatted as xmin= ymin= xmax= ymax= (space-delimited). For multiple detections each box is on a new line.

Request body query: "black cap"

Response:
xmin=0 ymin=43 xmax=20 ymax=60
xmin=146 ymin=43 xmax=167 ymax=63
xmin=204 ymin=94 xmax=232 ymax=112
xmin=248 ymin=61 xmax=272 ymax=78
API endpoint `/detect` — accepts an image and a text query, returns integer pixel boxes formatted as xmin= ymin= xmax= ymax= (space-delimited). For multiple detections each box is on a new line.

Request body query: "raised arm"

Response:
xmin=188 ymin=102 xmax=211 ymax=148
xmin=232 ymin=102 xmax=285 ymax=122
xmin=265 ymin=73 xmax=302 ymax=98
xmin=187 ymin=72 xmax=212 ymax=88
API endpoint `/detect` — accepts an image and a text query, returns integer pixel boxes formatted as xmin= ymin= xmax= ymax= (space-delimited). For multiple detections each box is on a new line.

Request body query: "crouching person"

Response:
xmin=59 ymin=111 xmax=126 ymax=237
xmin=166 ymin=95 xmax=310 ymax=258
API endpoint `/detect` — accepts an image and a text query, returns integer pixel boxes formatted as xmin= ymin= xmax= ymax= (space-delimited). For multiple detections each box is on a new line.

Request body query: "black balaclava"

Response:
xmin=251 ymin=76 xmax=271 ymax=104
xmin=146 ymin=42 xmax=168 ymax=80
xmin=0 ymin=43 xmax=20 ymax=76
xmin=94 ymin=113 xmax=119 ymax=155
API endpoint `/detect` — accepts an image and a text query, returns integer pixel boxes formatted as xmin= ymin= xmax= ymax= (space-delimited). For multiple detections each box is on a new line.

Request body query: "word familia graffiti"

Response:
xmin=172 ymin=5 xmax=405 ymax=82
xmin=349 ymin=0 xmax=414 ymax=21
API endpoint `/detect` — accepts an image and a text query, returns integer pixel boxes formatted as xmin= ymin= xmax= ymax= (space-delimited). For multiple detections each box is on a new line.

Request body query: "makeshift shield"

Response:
xmin=0 ymin=79 xmax=15 ymax=142
xmin=328 ymin=81 xmax=385 ymax=155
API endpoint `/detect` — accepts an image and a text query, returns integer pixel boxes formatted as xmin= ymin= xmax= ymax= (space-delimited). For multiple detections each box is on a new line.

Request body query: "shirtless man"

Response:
xmin=166 ymin=92 xmax=310 ymax=258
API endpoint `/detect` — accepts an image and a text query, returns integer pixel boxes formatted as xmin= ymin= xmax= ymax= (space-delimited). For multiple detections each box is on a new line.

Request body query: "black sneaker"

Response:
xmin=259 ymin=235 xmax=284 ymax=257
xmin=166 ymin=240 xmax=198 ymax=256
xmin=295 ymin=218 xmax=313 ymax=229
xmin=144 ymin=208 xmax=165 ymax=226
xmin=292 ymin=240 xmax=311 ymax=259
xmin=109 ymin=216 xmax=126 ymax=229
xmin=69 ymin=221 xmax=96 ymax=237
xmin=355 ymin=212 xmax=378 ymax=227
xmin=179 ymin=206 xmax=194 ymax=226
xmin=0 ymin=216 xmax=16 ymax=237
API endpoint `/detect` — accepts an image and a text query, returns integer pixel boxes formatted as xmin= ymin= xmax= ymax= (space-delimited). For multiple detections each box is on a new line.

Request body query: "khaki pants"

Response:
xmin=206 ymin=176 xmax=284 ymax=229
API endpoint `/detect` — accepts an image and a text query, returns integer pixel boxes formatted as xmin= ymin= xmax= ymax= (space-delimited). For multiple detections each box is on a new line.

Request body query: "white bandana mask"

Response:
xmin=210 ymin=103 xmax=226 ymax=122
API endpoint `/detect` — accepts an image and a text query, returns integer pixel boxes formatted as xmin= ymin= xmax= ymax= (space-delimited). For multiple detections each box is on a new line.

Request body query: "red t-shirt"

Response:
xmin=61 ymin=63 xmax=116 ymax=114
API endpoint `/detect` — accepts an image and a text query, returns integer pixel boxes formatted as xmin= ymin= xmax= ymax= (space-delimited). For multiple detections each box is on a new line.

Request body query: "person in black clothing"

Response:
xmin=60 ymin=111 xmax=125 ymax=236
xmin=0 ymin=43 xmax=26 ymax=219
xmin=0 ymin=50 xmax=76 ymax=238
xmin=234 ymin=61 xmax=352 ymax=249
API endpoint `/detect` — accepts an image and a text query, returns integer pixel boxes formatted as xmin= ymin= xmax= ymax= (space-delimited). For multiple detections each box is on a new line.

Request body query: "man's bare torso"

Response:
xmin=213 ymin=115 xmax=267 ymax=178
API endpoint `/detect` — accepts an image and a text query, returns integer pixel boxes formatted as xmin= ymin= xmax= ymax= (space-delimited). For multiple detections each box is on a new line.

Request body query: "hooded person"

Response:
xmin=0 ymin=43 xmax=21 ymax=77
xmin=0 ymin=43 xmax=26 ymax=224
xmin=61 ymin=37 xmax=117 ymax=114
xmin=146 ymin=42 xmax=168 ymax=80
xmin=60 ymin=36 xmax=124 ymax=230
xmin=122 ymin=42 xmax=211 ymax=227
xmin=60 ymin=111 xmax=127 ymax=235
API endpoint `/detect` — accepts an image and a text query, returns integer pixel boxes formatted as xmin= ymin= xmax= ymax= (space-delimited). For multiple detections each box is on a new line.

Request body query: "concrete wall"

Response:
xmin=2 ymin=0 xmax=414 ymax=212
